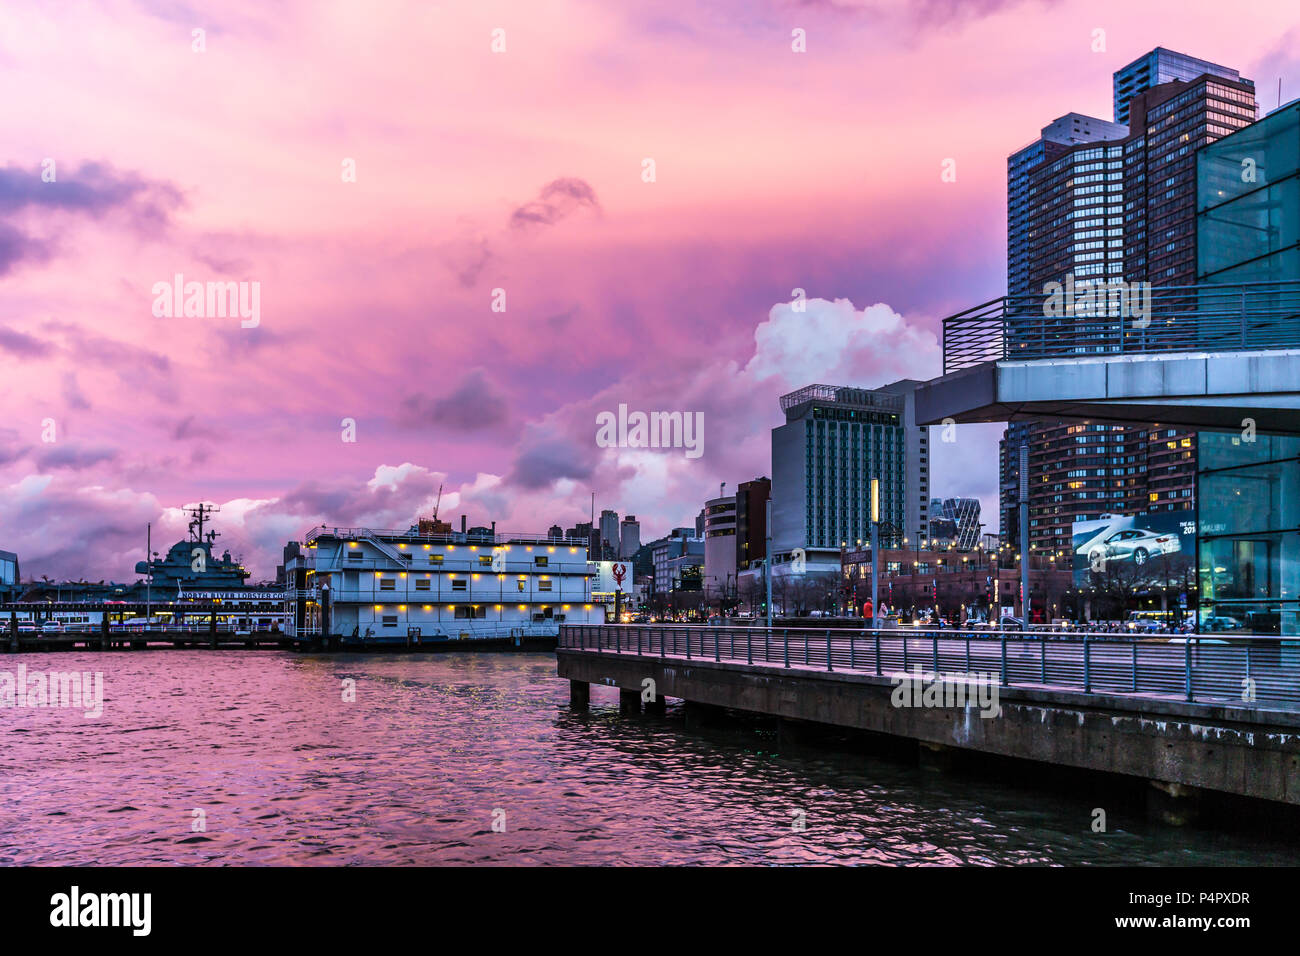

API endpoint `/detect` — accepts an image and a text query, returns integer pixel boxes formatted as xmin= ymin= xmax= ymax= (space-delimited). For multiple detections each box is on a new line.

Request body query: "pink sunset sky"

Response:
xmin=1 ymin=0 xmax=1297 ymax=580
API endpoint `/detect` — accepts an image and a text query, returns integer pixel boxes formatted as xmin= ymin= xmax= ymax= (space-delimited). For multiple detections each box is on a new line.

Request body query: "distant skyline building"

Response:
xmin=619 ymin=515 xmax=641 ymax=559
xmin=649 ymin=528 xmax=703 ymax=594
xmin=703 ymin=492 xmax=737 ymax=601
xmin=771 ymin=381 xmax=930 ymax=570
xmin=598 ymin=509 xmax=619 ymax=558
xmin=928 ymin=497 xmax=982 ymax=551
xmin=1121 ymin=70 xmax=1257 ymax=287
xmin=735 ymin=476 xmax=771 ymax=572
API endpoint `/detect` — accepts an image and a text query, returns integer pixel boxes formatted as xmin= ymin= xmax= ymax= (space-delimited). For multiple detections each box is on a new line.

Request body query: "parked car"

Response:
xmin=41 ymin=621 xmax=64 ymax=633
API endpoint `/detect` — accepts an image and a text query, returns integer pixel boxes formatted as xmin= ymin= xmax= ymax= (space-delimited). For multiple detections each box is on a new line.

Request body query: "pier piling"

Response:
xmin=569 ymin=680 xmax=589 ymax=711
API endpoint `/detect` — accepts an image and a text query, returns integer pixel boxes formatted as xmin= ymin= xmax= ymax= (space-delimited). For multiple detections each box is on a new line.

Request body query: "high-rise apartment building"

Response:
xmin=1113 ymin=47 xmax=1242 ymax=126
xmin=1008 ymin=113 xmax=1128 ymax=297
xmin=1122 ymin=73 xmax=1257 ymax=287
xmin=771 ymin=381 xmax=929 ymax=569
xmin=998 ymin=49 xmax=1256 ymax=552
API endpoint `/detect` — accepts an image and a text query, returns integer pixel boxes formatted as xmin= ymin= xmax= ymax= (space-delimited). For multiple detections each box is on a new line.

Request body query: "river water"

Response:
xmin=2 ymin=651 xmax=1295 ymax=865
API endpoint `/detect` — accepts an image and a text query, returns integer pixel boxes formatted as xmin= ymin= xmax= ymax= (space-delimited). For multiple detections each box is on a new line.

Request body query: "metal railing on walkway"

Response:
xmin=560 ymin=624 xmax=1300 ymax=709
xmin=942 ymin=280 xmax=1300 ymax=374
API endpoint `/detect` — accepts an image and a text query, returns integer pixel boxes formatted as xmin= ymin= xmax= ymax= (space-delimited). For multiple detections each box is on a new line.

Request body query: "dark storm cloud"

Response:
xmin=509 ymin=178 xmax=601 ymax=230
xmin=0 ymin=161 xmax=182 ymax=221
xmin=0 ymin=161 xmax=183 ymax=278
xmin=35 ymin=443 xmax=119 ymax=470
xmin=172 ymin=415 xmax=226 ymax=441
xmin=0 ymin=325 xmax=55 ymax=358
xmin=508 ymin=425 xmax=596 ymax=490
xmin=272 ymin=470 xmax=443 ymax=527
xmin=400 ymin=369 xmax=509 ymax=431
xmin=43 ymin=321 xmax=171 ymax=373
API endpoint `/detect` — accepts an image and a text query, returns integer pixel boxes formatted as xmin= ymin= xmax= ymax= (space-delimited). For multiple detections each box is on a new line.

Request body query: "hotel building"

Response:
xmin=770 ymin=381 xmax=930 ymax=575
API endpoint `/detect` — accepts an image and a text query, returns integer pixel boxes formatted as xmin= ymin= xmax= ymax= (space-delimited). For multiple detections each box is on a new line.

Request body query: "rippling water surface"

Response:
xmin=2 ymin=651 xmax=1296 ymax=865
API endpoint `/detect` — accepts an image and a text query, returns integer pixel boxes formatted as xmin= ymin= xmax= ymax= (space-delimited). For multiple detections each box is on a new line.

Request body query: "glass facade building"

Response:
xmin=1197 ymin=98 xmax=1300 ymax=285
xmin=1197 ymin=432 xmax=1300 ymax=636
xmin=1194 ymin=100 xmax=1300 ymax=636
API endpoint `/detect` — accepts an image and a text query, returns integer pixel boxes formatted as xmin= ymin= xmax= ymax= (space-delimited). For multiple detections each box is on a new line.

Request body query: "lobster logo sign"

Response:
xmin=611 ymin=562 xmax=628 ymax=590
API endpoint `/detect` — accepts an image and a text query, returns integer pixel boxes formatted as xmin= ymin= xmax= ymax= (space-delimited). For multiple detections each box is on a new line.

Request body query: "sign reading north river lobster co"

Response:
xmin=177 ymin=589 xmax=285 ymax=601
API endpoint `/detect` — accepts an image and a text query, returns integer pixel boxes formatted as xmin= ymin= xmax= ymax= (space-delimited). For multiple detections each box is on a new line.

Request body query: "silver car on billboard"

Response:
xmin=1077 ymin=526 xmax=1182 ymax=571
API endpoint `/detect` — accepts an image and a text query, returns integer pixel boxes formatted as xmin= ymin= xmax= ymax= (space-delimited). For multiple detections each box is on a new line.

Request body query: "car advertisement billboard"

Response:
xmin=1072 ymin=512 xmax=1196 ymax=588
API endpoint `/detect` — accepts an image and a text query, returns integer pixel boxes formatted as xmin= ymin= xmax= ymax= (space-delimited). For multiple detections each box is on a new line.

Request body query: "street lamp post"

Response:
xmin=870 ymin=478 xmax=880 ymax=629
xmin=765 ymin=498 xmax=773 ymax=630
xmin=1019 ymin=444 xmax=1030 ymax=623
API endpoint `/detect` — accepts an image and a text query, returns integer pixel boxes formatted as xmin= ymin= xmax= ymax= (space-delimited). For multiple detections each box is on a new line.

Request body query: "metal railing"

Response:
xmin=303 ymin=525 xmax=587 ymax=547
xmin=942 ymin=280 xmax=1300 ymax=374
xmin=560 ymin=624 xmax=1300 ymax=710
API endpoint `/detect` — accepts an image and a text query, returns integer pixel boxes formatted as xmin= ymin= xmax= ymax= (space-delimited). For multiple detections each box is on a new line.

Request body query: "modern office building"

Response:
xmin=1193 ymin=101 xmax=1300 ymax=635
xmin=735 ymin=476 xmax=771 ymax=573
xmin=928 ymin=497 xmax=982 ymax=551
xmin=1113 ymin=47 xmax=1243 ymax=126
xmin=703 ymin=493 xmax=737 ymax=601
xmin=771 ymin=381 xmax=929 ymax=571
xmin=286 ymin=523 xmax=602 ymax=644
xmin=619 ymin=515 xmax=641 ymax=559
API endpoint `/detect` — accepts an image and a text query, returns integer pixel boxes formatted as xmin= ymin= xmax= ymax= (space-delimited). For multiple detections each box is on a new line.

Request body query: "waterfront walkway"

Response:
xmin=558 ymin=624 xmax=1300 ymax=808
xmin=562 ymin=624 xmax=1300 ymax=711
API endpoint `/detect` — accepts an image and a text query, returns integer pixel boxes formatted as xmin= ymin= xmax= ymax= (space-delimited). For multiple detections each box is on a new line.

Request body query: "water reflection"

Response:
xmin=0 ymin=651 xmax=1295 ymax=865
